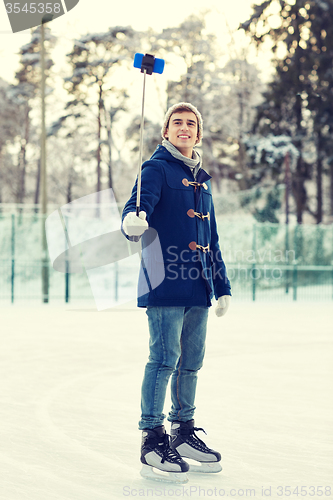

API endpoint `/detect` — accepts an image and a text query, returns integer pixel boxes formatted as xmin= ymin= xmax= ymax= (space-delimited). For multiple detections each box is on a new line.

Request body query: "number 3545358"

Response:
xmin=5 ymin=3 xmax=61 ymax=14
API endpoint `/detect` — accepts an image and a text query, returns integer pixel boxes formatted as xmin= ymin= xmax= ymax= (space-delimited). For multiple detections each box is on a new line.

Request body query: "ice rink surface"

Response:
xmin=0 ymin=301 xmax=332 ymax=499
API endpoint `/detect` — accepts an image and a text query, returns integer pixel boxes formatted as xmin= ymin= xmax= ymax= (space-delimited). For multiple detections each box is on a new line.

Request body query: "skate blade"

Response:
xmin=140 ymin=464 xmax=188 ymax=484
xmin=188 ymin=461 xmax=222 ymax=474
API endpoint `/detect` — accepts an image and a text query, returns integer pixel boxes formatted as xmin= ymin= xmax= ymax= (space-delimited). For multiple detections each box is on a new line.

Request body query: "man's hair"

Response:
xmin=161 ymin=102 xmax=203 ymax=145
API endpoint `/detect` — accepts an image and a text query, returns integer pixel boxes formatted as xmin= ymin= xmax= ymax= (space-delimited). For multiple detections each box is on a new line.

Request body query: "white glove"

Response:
xmin=215 ymin=295 xmax=230 ymax=317
xmin=123 ymin=211 xmax=148 ymax=237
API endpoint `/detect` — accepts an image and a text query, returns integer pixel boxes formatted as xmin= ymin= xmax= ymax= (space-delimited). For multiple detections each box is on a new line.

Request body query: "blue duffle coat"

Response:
xmin=121 ymin=145 xmax=231 ymax=307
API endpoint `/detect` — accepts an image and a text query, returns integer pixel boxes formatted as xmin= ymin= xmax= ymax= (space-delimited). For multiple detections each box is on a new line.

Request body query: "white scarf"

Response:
xmin=162 ymin=139 xmax=202 ymax=179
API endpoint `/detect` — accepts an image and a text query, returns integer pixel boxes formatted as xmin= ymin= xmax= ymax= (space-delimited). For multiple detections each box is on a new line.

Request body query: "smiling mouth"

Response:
xmin=178 ymin=135 xmax=190 ymax=139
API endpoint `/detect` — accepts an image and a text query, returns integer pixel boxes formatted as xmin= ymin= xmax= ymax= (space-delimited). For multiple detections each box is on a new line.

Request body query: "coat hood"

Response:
xmin=149 ymin=144 xmax=183 ymax=163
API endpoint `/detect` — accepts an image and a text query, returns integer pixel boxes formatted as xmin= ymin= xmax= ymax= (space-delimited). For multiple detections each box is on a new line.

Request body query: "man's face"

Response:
xmin=164 ymin=111 xmax=199 ymax=156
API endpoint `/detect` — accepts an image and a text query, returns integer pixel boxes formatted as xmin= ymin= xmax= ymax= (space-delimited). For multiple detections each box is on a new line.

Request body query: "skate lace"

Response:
xmin=187 ymin=427 xmax=210 ymax=452
xmin=159 ymin=434 xmax=183 ymax=464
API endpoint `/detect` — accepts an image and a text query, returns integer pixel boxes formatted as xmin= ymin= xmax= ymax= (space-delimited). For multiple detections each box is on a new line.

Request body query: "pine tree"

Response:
xmin=219 ymin=57 xmax=264 ymax=190
xmin=240 ymin=0 xmax=333 ymax=223
xmin=301 ymin=1 xmax=333 ymax=222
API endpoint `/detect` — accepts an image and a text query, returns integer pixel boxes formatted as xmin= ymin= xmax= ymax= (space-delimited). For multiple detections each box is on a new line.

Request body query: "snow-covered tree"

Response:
xmin=0 ymin=79 xmax=20 ymax=204
xmin=219 ymin=58 xmax=264 ymax=187
xmin=126 ymin=116 xmax=162 ymax=164
xmin=244 ymin=134 xmax=299 ymax=177
xmin=46 ymin=132 xmax=91 ymax=205
xmin=240 ymin=0 xmax=333 ymax=223
xmin=5 ymin=25 xmax=56 ymax=205
xmin=242 ymin=134 xmax=299 ymax=222
xmin=64 ymin=26 xmax=138 ymax=193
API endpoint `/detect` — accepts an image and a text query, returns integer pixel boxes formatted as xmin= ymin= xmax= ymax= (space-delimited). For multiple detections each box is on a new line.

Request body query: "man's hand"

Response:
xmin=123 ymin=211 xmax=148 ymax=237
xmin=215 ymin=295 xmax=230 ymax=317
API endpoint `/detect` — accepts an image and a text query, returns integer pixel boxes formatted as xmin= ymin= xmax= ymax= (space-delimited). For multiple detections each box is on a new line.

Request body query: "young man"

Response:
xmin=122 ymin=102 xmax=231 ymax=482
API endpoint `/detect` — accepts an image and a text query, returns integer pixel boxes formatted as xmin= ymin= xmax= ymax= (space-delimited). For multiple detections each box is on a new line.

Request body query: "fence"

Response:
xmin=0 ymin=211 xmax=332 ymax=304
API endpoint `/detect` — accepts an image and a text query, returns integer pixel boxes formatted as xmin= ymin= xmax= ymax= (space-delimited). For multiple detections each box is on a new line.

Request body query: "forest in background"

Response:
xmin=0 ymin=1 xmax=333 ymax=225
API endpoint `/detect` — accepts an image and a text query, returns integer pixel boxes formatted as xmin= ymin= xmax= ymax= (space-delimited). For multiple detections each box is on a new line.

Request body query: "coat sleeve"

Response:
xmin=209 ymin=201 xmax=232 ymax=299
xmin=121 ymin=160 xmax=164 ymax=241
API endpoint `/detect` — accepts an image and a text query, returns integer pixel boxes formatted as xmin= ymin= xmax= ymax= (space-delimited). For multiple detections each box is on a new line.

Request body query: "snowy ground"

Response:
xmin=0 ymin=301 xmax=332 ymax=500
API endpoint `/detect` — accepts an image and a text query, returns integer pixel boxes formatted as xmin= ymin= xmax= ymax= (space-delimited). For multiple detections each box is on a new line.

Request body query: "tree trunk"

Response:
xmin=96 ymin=83 xmax=103 ymax=193
xmin=103 ymin=105 xmax=113 ymax=190
xmin=291 ymin=162 xmax=307 ymax=224
xmin=203 ymin=137 xmax=221 ymax=192
xmin=34 ymin=158 xmax=40 ymax=212
xmin=330 ymin=161 xmax=333 ymax=217
xmin=0 ymin=148 xmax=2 ymax=205
xmin=292 ymin=90 xmax=306 ymax=224
xmin=18 ymin=105 xmax=30 ymax=205
xmin=316 ymin=128 xmax=323 ymax=224
xmin=67 ymin=177 xmax=72 ymax=204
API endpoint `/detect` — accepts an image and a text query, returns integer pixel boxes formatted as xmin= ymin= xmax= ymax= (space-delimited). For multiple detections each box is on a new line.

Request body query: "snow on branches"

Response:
xmin=245 ymin=134 xmax=299 ymax=171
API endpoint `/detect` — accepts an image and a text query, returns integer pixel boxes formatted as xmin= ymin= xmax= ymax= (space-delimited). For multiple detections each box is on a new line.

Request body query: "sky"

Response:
xmin=0 ymin=0 xmax=258 ymax=84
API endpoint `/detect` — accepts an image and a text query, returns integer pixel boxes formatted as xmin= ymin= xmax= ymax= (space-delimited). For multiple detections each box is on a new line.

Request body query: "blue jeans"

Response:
xmin=139 ymin=306 xmax=209 ymax=430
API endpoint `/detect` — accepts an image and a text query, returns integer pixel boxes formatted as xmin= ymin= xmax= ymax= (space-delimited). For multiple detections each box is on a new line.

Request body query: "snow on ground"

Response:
xmin=0 ymin=301 xmax=332 ymax=499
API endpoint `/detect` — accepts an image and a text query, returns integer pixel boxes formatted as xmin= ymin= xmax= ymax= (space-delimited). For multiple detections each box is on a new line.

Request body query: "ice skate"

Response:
xmin=140 ymin=426 xmax=189 ymax=483
xmin=170 ymin=420 xmax=222 ymax=473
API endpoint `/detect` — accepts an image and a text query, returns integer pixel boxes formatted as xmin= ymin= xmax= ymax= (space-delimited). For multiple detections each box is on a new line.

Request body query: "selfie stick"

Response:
xmin=133 ymin=53 xmax=165 ymax=216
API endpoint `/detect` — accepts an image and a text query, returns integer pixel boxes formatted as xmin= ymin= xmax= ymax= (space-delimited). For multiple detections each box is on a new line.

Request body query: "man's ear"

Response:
xmin=164 ymin=129 xmax=169 ymax=140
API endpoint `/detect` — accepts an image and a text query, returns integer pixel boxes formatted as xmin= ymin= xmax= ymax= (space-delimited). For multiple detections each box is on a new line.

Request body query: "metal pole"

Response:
xmin=331 ymin=224 xmax=333 ymax=300
xmin=252 ymin=223 xmax=256 ymax=301
xmin=136 ymin=69 xmax=147 ymax=217
xmin=293 ymin=225 xmax=298 ymax=301
xmin=285 ymin=151 xmax=290 ymax=225
xmin=114 ymin=261 xmax=118 ymax=302
xmin=40 ymin=22 xmax=49 ymax=303
xmin=65 ymin=215 xmax=69 ymax=303
xmin=285 ymin=151 xmax=290 ymax=295
xmin=11 ymin=213 xmax=15 ymax=304
xmin=65 ymin=262 xmax=69 ymax=303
